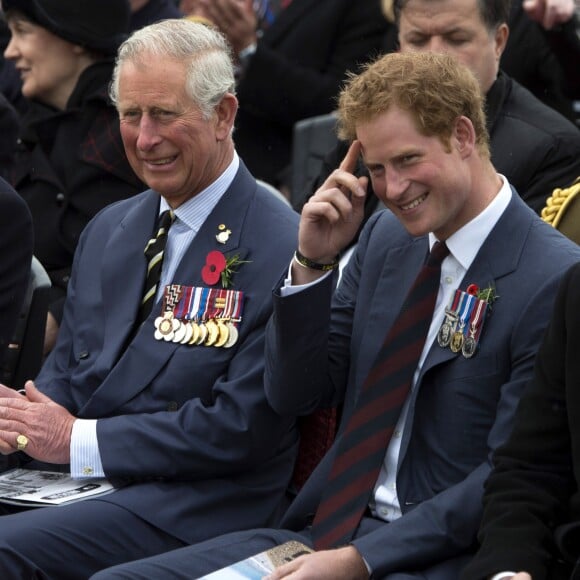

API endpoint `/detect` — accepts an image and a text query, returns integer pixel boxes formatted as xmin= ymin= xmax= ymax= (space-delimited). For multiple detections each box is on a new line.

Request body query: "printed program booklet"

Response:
xmin=199 ymin=541 xmax=313 ymax=579
xmin=0 ymin=468 xmax=114 ymax=506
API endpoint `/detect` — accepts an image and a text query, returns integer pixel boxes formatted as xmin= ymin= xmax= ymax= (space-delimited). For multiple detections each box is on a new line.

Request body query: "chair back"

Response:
xmin=290 ymin=113 xmax=339 ymax=209
xmin=0 ymin=256 xmax=51 ymax=389
xmin=291 ymin=407 xmax=339 ymax=492
xmin=256 ymin=179 xmax=292 ymax=207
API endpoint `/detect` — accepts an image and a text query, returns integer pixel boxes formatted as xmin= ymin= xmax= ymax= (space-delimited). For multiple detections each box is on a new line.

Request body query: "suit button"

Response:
xmin=56 ymin=193 xmax=65 ymax=206
xmin=79 ymin=351 xmax=89 ymax=359
xmin=167 ymin=401 xmax=179 ymax=411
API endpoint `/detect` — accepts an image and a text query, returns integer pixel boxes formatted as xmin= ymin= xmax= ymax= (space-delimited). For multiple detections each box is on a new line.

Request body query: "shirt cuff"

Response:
xmin=490 ymin=573 xmax=517 ymax=580
xmin=70 ymin=419 xmax=105 ymax=479
xmin=280 ymin=260 xmax=332 ymax=296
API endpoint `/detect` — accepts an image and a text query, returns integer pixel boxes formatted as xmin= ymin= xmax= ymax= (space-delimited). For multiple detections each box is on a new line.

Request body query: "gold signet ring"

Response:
xmin=16 ymin=434 xmax=28 ymax=451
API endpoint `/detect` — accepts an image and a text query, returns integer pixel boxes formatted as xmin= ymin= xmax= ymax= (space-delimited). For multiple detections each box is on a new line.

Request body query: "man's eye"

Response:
xmin=368 ymin=167 xmax=384 ymax=177
xmin=447 ymin=36 xmax=469 ymax=46
xmin=121 ymin=111 xmax=140 ymax=121
xmin=407 ymin=36 xmax=427 ymax=46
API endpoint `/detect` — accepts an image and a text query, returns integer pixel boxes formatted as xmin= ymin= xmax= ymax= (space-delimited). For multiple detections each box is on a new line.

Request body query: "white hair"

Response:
xmin=109 ymin=19 xmax=236 ymax=119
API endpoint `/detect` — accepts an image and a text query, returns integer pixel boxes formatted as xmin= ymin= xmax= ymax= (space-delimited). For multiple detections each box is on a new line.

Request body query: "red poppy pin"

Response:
xmin=466 ymin=283 xmax=498 ymax=305
xmin=201 ymin=250 xmax=249 ymax=288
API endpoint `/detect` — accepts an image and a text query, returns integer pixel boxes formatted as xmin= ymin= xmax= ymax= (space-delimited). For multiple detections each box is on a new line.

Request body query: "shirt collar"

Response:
xmin=159 ymin=152 xmax=240 ymax=233
xmin=429 ymin=174 xmax=512 ymax=270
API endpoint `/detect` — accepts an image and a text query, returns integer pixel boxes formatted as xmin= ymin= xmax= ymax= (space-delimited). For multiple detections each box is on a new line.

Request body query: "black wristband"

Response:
xmin=294 ymin=250 xmax=339 ymax=272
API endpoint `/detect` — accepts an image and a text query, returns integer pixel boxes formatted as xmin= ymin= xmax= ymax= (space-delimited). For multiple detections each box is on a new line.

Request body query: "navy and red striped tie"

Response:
xmin=311 ymin=241 xmax=450 ymax=549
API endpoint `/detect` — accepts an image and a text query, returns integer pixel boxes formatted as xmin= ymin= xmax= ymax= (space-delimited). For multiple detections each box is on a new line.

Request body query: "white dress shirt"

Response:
xmin=70 ymin=154 xmax=240 ymax=479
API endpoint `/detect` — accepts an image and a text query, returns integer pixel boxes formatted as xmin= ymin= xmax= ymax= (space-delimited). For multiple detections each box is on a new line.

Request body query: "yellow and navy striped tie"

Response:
xmin=137 ymin=209 xmax=175 ymax=325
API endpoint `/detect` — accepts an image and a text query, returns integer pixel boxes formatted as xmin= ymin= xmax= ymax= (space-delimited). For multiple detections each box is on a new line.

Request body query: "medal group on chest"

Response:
xmin=154 ymin=284 xmax=244 ymax=348
xmin=437 ymin=284 xmax=495 ymax=358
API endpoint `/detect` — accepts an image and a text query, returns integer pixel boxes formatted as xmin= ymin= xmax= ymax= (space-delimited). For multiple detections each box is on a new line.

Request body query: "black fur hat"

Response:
xmin=2 ymin=0 xmax=130 ymax=56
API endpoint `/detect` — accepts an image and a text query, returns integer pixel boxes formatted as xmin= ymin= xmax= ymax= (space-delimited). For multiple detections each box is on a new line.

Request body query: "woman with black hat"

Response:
xmin=2 ymin=0 xmax=145 ymax=355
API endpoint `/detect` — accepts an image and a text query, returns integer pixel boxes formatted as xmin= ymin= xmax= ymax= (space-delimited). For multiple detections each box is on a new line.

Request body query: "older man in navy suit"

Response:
xmin=91 ymin=51 xmax=580 ymax=580
xmin=0 ymin=19 xmax=299 ymax=579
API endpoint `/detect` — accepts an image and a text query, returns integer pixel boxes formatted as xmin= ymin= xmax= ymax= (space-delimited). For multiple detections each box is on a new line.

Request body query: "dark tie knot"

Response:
xmin=427 ymin=241 xmax=450 ymax=267
xmin=158 ymin=209 xmax=175 ymax=232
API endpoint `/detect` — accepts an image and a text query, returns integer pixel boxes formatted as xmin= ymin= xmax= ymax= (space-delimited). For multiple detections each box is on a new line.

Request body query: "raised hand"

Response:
xmin=198 ymin=0 xmax=258 ymax=54
xmin=523 ymin=0 xmax=575 ymax=29
xmin=292 ymin=140 xmax=367 ymax=284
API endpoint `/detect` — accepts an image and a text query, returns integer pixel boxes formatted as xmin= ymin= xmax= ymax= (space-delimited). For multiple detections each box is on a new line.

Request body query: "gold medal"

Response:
xmin=214 ymin=320 xmax=229 ymax=347
xmin=196 ymin=322 xmax=208 ymax=345
xmin=188 ymin=322 xmax=200 ymax=345
xmin=204 ymin=319 xmax=219 ymax=346
xmin=450 ymin=330 xmax=464 ymax=353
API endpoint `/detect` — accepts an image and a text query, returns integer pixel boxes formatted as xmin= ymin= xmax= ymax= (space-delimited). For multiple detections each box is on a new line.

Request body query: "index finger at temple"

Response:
xmin=338 ymin=140 xmax=362 ymax=174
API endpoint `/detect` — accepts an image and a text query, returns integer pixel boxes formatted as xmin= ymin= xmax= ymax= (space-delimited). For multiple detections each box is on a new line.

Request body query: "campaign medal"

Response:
xmin=214 ymin=320 xmax=230 ymax=347
xmin=171 ymin=286 xmax=194 ymax=343
xmin=223 ymin=322 xmax=239 ymax=348
xmin=179 ymin=321 xmax=193 ymax=344
xmin=172 ymin=320 xmax=187 ymax=343
xmin=204 ymin=319 xmax=219 ymax=346
xmin=222 ymin=287 xmax=244 ymax=348
xmin=438 ymin=289 xmax=461 ymax=348
xmin=450 ymin=292 xmax=476 ymax=354
xmin=462 ymin=297 xmax=488 ymax=358
xmin=461 ymin=335 xmax=476 ymax=358
xmin=188 ymin=321 xmax=201 ymax=345
xmin=196 ymin=322 xmax=208 ymax=345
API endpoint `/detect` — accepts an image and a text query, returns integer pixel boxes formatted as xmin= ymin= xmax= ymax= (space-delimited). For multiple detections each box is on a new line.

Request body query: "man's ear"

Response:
xmin=494 ymin=23 xmax=509 ymax=61
xmin=453 ymin=115 xmax=476 ymax=159
xmin=214 ymin=93 xmax=238 ymax=141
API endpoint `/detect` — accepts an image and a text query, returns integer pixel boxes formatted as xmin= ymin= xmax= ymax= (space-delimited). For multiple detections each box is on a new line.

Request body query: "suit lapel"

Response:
xmin=169 ymin=173 xmax=255 ymax=288
xmin=80 ymin=165 xmax=258 ymax=416
xmin=352 ymin=240 xmax=427 ymax=395
xmin=420 ymin=192 xmax=531 ymax=377
xmin=100 ymin=191 xmax=160 ymax=362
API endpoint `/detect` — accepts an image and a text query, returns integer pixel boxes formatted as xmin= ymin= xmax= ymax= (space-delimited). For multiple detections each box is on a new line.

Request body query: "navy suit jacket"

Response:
xmin=36 ymin=163 xmax=300 ymax=544
xmin=265 ymin=192 xmax=580 ymax=577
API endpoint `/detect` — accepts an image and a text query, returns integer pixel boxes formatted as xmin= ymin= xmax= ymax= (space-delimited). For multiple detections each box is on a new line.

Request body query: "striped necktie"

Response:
xmin=311 ymin=241 xmax=450 ymax=549
xmin=136 ymin=209 xmax=175 ymax=325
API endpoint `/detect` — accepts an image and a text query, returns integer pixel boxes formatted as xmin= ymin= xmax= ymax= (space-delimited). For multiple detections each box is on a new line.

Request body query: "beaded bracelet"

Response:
xmin=294 ymin=249 xmax=339 ymax=272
